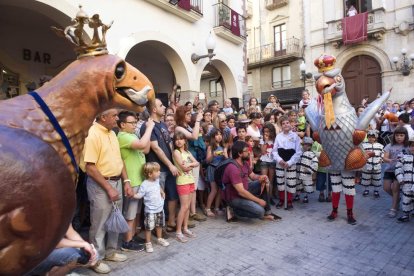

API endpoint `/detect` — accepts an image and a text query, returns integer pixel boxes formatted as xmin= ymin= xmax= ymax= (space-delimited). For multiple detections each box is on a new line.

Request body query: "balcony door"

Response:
xmin=343 ymin=0 xmax=372 ymax=16
xmin=274 ymin=24 xmax=286 ymax=56
xmin=342 ymin=55 xmax=381 ymax=107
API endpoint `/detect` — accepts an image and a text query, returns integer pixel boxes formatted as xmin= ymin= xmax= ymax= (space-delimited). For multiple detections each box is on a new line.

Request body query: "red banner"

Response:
xmin=230 ymin=9 xmax=240 ymax=36
xmin=178 ymin=0 xmax=191 ymax=11
xmin=342 ymin=12 xmax=368 ymax=45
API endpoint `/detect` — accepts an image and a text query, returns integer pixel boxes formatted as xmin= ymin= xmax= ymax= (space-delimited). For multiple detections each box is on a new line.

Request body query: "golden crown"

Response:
xmin=51 ymin=5 xmax=113 ymax=58
xmin=314 ymin=54 xmax=336 ymax=73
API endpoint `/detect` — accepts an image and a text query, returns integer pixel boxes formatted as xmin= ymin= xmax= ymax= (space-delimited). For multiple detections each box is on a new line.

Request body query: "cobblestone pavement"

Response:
xmin=76 ymin=185 xmax=414 ymax=275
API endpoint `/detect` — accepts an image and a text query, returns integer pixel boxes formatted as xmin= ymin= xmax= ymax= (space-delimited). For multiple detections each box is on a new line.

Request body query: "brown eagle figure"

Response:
xmin=0 ymin=7 xmax=155 ymax=275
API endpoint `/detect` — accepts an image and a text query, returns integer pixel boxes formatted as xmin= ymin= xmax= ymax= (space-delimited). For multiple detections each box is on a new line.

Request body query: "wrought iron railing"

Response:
xmin=247 ymin=37 xmax=301 ymax=64
xmin=213 ymin=3 xmax=246 ymax=38
xmin=272 ymin=80 xmax=292 ymax=89
xmin=173 ymin=0 xmax=203 ymax=15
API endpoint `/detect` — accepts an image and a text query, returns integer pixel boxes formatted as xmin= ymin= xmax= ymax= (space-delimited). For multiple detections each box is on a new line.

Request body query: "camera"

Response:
xmin=77 ymin=248 xmax=91 ymax=265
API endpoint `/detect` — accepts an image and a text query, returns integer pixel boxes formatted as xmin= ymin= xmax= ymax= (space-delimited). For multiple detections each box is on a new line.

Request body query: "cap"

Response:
xmin=268 ymin=94 xmax=276 ymax=102
xmin=303 ymin=137 xmax=314 ymax=144
xmin=367 ymin=129 xmax=379 ymax=138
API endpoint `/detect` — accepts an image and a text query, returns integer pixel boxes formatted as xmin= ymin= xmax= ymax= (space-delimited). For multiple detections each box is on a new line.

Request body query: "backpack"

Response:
xmin=214 ymin=159 xmax=241 ymax=191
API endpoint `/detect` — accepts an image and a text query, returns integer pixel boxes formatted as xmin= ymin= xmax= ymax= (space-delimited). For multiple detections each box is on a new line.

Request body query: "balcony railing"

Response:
xmin=265 ymin=0 xmax=289 ymax=11
xmin=177 ymin=0 xmax=203 ymax=15
xmin=247 ymin=37 xmax=301 ymax=65
xmin=213 ymin=3 xmax=246 ymax=39
xmin=326 ymin=8 xmax=386 ymax=46
xmin=272 ymin=80 xmax=292 ymax=89
xmin=143 ymin=0 xmax=203 ymax=22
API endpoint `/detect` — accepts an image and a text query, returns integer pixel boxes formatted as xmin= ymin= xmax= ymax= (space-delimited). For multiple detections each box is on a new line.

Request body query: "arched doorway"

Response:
xmin=125 ymin=40 xmax=189 ymax=107
xmin=342 ymin=55 xmax=382 ymax=107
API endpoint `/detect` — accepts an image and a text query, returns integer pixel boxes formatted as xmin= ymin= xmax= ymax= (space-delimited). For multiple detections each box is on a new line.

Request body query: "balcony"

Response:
xmin=326 ymin=8 xmax=386 ymax=47
xmin=143 ymin=0 xmax=203 ymax=23
xmin=213 ymin=3 xmax=246 ymax=45
xmin=247 ymin=37 xmax=302 ymax=69
xmin=265 ymin=0 xmax=288 ymax=11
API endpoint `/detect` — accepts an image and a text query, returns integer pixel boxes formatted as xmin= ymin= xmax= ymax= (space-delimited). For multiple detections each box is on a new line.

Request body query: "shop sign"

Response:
xmin=22 ymin=49 xmax=51 ymax=64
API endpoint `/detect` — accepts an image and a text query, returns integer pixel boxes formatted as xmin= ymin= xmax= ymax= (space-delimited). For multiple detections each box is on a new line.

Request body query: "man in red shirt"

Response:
xmin=222 ymin=141 xmax=281 ymax=221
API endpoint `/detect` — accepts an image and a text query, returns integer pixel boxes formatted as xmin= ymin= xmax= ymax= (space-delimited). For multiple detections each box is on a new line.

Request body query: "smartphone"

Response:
xmin=199 ymin=92 xmax=205 ymax=100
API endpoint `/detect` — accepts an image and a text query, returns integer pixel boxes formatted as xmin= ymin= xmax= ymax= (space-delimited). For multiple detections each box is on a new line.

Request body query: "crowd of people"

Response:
xmin=30 ymin=87 xmax=414 ymax=275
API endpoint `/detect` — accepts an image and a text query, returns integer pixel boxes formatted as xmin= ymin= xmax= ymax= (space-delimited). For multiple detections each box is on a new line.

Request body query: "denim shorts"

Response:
xmin=260 ymin=161 xmax=276 ymax=170
xmin=160 ymin=171 xmax=178 ymax=201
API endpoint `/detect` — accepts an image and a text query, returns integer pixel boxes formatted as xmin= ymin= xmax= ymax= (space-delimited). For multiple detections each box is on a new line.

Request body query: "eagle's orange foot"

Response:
xmin=345 ymin=148 xmax=367 ymax=170
xmin=353 ymin=129 xmax=366 ymax=146
xmin=319 ymin=150 xmax=331 ymax=167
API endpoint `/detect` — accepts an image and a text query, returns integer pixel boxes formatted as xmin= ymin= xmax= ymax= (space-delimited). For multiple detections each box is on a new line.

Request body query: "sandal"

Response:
xmin=204 ymin=208 xmax=215 ymax=217
xmin=176 ymin=233 xmax=188 ymax=243
xmin=388 ymin=209 xmax=397 ymax=218
xmin=183 ymin=228 xmax=196 ymax=238
xmin=166 ymin=224 xmax=176 ymax=232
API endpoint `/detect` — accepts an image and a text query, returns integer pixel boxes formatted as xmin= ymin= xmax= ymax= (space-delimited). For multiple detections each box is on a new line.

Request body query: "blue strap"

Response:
xmin=29 ymin=91 xmax=79 ymax=173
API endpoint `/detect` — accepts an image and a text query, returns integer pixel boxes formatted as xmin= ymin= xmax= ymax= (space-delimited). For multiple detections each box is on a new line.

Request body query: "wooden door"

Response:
xmin=342 ymin=55 xmax=382 ymax=107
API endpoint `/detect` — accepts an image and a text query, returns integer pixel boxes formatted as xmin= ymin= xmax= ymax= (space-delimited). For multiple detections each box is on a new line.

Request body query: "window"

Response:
xmin=274 ymin=24 xmax=286 ymax=56
xmin=344 ymin=0 xmax=372 ymax=17
xmin=272 ymin=65 xmax=291 ymax=89
xmin=209 ymin=80 xmax=222 ymax=97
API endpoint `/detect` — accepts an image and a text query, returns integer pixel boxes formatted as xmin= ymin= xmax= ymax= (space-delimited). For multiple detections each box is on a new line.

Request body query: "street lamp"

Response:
xmin=191 ymin=31 xmax=216 ymax=64
xmin=300 ymin=60 xmax=313 ymax=87
xmin=392 ymin=48 xmax=414 ymax=76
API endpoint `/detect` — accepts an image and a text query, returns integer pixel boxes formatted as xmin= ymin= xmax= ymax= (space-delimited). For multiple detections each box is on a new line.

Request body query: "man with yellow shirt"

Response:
xmin=83 ymin=109 xmax=133 ymax=274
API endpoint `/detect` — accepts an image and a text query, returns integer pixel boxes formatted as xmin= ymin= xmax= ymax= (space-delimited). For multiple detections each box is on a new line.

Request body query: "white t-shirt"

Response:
xmin=347 ymin=6 xmax=358 ymax=16
xmin=259 ymin=139 xmax=274 ymax=163
xmin=247 ymin=125 xmax=261 ymax=140
xmin=135 ymin=179 xmax=164 ymax=213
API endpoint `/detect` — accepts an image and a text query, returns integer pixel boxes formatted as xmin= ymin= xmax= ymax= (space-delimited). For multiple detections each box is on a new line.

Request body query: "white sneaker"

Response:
xmin=104 ymin=252 xmax=127 ymax=262
xmin=91 ymin=261 xmax=111 ymax=274
xmin=145 ymin=242 xmax=153 ymax=253
xmin=157 ymin=238 xmax=170 ymax=247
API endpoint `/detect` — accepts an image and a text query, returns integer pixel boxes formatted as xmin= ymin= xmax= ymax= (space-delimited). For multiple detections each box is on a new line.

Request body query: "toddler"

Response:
xmin=361 ymin=130 xmax=384 ymax=198
xmin=134 ymin=162 xmax=169 ymax=253
xmin=297 ymin=137 xmax=318 ymax=203
xmin=223 ymin=99 xmax=234 ymax=115
xmin=297 ymin=108 xmax=306 ymax=132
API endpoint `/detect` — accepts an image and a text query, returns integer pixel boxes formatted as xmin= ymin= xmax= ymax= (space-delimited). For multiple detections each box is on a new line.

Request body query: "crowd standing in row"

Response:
xmin=30 ymin=88 xmax=414 ymax=275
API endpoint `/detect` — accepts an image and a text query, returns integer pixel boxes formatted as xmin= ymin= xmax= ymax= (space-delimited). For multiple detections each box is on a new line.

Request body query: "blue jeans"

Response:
xmin=228 ymin=181 xmax=269 ymax=219
xmin=316 ymin=172 xmax=332 ymax=192
xmin=28 ymin=248 xmax=87 ymax=275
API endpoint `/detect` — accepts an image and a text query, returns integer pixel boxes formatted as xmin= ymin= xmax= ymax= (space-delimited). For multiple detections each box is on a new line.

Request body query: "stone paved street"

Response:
xmin=77 ymin=185 xmax=414 ymax=275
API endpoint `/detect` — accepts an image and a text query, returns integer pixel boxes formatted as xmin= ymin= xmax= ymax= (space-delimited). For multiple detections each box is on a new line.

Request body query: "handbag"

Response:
xmin=104 ymin=202 xmax=130 ymax=233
